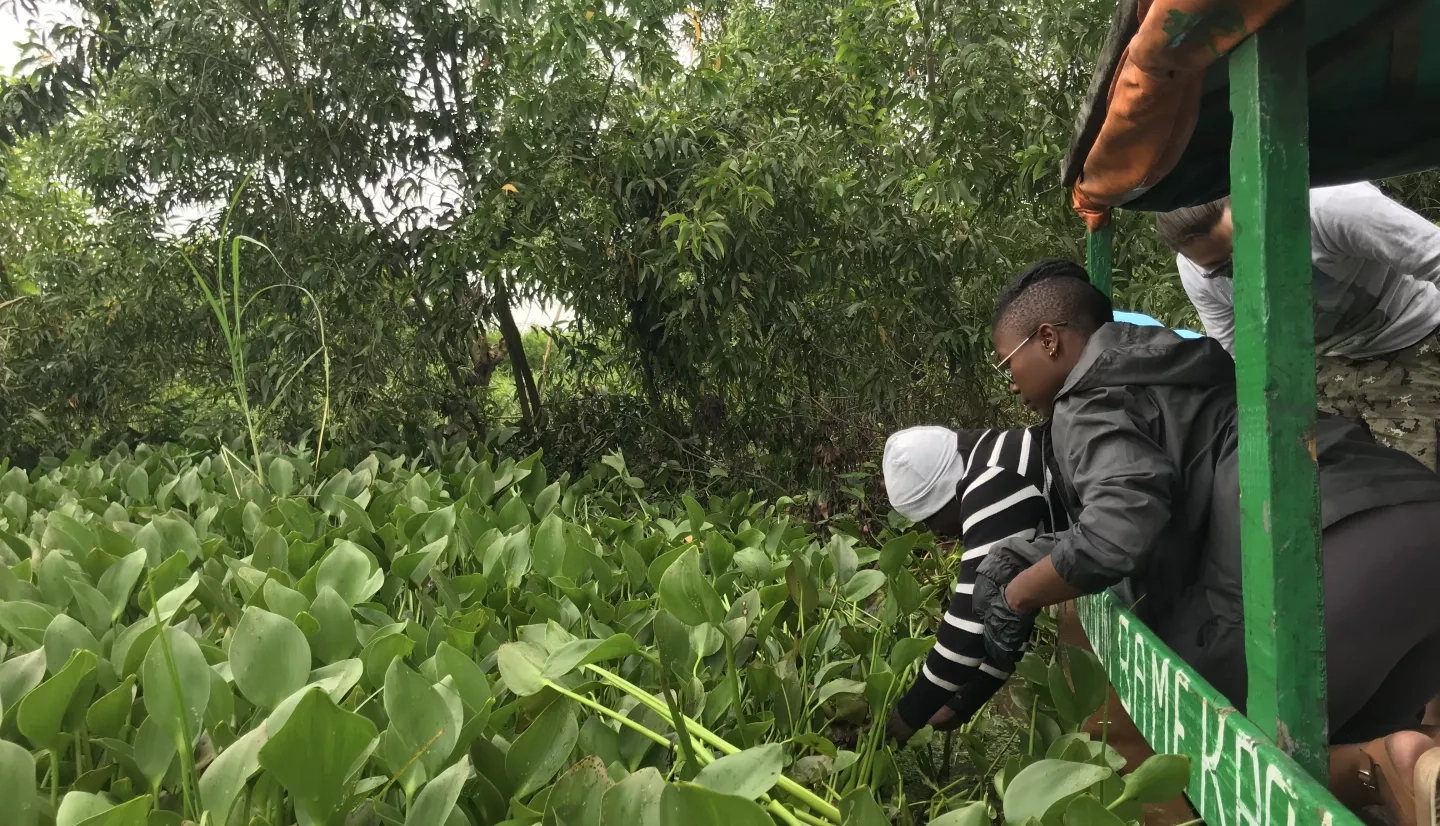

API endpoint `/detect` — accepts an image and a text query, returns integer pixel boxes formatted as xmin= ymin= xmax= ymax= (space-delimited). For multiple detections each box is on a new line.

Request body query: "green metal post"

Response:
xmin=1086 ymin=223 xmax=1114 ymax=296
xmin=1228 ymin=1 xmax=1328 ymax=779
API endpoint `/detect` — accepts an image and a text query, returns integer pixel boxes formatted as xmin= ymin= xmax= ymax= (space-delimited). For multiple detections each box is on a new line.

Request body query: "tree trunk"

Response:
xmin=493 ymin=277 xmax=544 ymax=430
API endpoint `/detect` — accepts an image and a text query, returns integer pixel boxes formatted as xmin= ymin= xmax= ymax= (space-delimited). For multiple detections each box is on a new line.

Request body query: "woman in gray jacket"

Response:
xmin=975 ymin=259 xmax=1440 ymax=826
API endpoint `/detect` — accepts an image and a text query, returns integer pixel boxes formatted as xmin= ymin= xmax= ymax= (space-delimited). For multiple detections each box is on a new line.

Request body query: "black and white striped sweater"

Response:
xmin=895 ymin=424 xmax=1070 ymax=729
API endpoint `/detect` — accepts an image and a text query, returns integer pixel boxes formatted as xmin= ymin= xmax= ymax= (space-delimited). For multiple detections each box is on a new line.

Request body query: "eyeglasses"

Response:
xmin=993 ymin=321 xmax=1068 ymax=379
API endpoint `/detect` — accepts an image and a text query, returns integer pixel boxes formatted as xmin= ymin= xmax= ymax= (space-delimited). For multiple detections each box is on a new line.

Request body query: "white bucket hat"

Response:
xmin=882 ymin=426 xmax=966 ymax=522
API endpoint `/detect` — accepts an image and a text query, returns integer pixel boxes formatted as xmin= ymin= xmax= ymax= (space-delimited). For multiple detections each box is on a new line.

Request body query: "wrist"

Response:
xmin=1004 ymin=581 xmax=1035 ymax=614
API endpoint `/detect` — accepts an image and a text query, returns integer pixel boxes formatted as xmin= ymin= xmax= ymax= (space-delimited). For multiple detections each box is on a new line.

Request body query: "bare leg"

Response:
xmin=1330 ymin=731 xmax=1439 ymax=826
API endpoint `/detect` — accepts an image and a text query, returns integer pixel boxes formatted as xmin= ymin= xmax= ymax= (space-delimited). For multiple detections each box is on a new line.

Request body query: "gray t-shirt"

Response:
xmin=1178 ymin=182 xmax=1440 ymax=359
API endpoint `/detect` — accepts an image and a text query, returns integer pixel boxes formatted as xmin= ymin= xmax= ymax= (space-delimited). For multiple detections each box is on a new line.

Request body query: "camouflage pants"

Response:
xmin=1316 ymin=330 xmax=1440 ymax=470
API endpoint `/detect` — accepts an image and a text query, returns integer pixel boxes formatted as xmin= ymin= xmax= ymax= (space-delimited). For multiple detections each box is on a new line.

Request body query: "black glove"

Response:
xmin=973 ymin=572 xmax=1034 ymax=670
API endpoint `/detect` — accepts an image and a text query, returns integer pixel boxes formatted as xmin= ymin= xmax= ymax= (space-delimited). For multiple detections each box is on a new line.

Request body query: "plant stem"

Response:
xmin=586 ymin=665 xmax=841 ymax=822
xmin=766 ymin=797 xmax=808 ymax=826
xmin=542 ymin=679 xmax=670 ymax=748
xmin=660 ymin=672 xmax=699 ymax=780
xmin=148 ymin=579 xmax=199 ymax=820
xmin=49 ymin=747 xmax=59 ymax=808
xmin=724 ymin=636 xmax=746 ymax=729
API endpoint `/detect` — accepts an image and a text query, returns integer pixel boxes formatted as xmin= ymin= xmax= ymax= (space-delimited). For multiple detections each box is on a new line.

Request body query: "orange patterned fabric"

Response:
xmin=1072 ymin=0 xmax=1294 ymax=230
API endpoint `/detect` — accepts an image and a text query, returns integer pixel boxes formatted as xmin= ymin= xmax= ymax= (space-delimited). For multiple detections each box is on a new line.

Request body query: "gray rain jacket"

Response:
xmin=983 ymin=322 xmax=1440 ymax=707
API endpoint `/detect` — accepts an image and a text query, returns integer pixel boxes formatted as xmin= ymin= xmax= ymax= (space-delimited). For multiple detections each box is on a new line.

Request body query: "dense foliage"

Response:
xmin=0 ymin=0 xmax=1205 ymax=490
xmin=0 ymin=440 xmax=1190 ymax=825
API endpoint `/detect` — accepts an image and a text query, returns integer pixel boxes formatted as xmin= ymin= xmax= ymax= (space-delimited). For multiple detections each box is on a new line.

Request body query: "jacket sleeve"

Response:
xmin=1044 ymin=387 xmax=1181 ymax=592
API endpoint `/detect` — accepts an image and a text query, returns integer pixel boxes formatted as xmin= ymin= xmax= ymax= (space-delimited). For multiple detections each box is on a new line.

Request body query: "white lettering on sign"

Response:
xmin=1075 ymin=596 xmax=1354 ymax=826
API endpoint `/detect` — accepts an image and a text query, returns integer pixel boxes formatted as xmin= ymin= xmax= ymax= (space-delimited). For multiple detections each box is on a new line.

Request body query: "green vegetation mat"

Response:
xmin=0 ymin=441 xmax=1187 ymax=826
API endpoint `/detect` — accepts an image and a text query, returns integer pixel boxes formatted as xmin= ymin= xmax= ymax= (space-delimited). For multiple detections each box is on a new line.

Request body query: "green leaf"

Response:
xmin=384 ymin=660 xmax=460 ymax=777
xmin=126 ymin=467 xmax=149 ymax=502
xmin=653 ymin=609 xmax=695 ymax=679
xmin=1063 ymin=795 xmax=1125 ymax=826
xmin=506 ymin=698 xmax=579 ymax=798
xmin=842 ymin=569 xmax=885 ymax=603
xmin=258 ymin=687 xmax=379 ymax=826
xmin=732 ymin=548 xmax=771 ymax=581
xmin=888 ymin=637 xmax=934 ymax=672
xmin=534 ymin=482 xmax=562 ymax=519
xmin=139 ymin=515 xmax=201 ymax=564
xmin=601 ymin=767 xmax=665 ymax=826
xmin=693 ymin=743 xmax=782 ymax=801
xmin=0 ymin=600 xmax=56 ymax=650
xmin=496 ymin=494 xmax=531 ymax=533
xmin=0 ymin=647 xmax=45 ymax=719
xmin=546 ymin=755 xmax=612 ymax=826
xmin=316 ymin=540 xmax=381 ymax=606
xmin=261 ymin=579 xmax=309 ymax=622
xmin=434 ymin=641 xmax=491 ymax=714
xmin=659 ymin=548 xmax=723 ymax=626
xmin=175 ymin=468 xmax=202 ymax=507
xmin=112 ymin=618 xmax=161 ymax=678
xmin=531 ymin=513 xmax=569 ymax=579
xmin=422 ymin=505 xmax=457 ymax=545
xmin=133 ymin=716 xmax=176 ymax=791
xmin=1002 ymin=760 xmax=1112 ymax=825
xmin=878 ymin=534 xmax=918 ymax=576
xmin=140 ymin=626 xmax=210 ymax=751
xmin=1120 ymin=754 xmax=1190 ymax=804
xmin=658 ymin=783 xmax=772 ymax=826
xmin=405 ymin=756 xmax=472 ymax=826
xmin=43 ymin=613 xmax=102 ymax=675
xmin=252 ymin=526 xmax=289 ymax=574
xmin=57 ymin=792 xmax=113 ymax=826
xmin=195 ymin=719 xmax=266 ymax=823
xmin=335 ymin=496 xmax=375 ymax=534
xmin=544 ymin=634 xmax=641 ymax=681
xmin=679 ymin=496 xmax=707 ymax=535
xmin=230 ymin=607 xmax=312 ymax=710
xmin=85 ymin=675 xmax=136 ymax=738
xmin=0 ymin=738 xmax=38 ymax=826
xmin=308 ymin=585 xmax=357 ymax=664
xmin=154 ymin=572 xmax=200 ymax=622
xmin=97 ymin=551 xmax=144 ymax=623
xmin=74 ymin=795 xmax=150 ymax=826
xmin=361 ymin=626 xmax=414 ymax=689
xmin=269 ymin=458 xmax=296 ymax=497
xmin=44 ymin=513 xmax=97 ymax=557
xmin=930 ymin=802 xmax=990 ymax=826
xmin=838 ymin=787 xmax=889 ymax=826
xmin=18 ymin=648 xmax=96 ymax=749
xmin=497 ymin=641 xmax=548 ymax=696
xmin=66 ymin=578 xmax=113 ymax=635
xmin=1065 ymin=647 xmax=1109 ymax=728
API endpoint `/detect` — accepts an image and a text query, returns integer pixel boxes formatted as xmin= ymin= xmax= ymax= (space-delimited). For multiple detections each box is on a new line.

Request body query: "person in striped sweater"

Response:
xmin=880 ymin=424 xmax=1069 ymax=743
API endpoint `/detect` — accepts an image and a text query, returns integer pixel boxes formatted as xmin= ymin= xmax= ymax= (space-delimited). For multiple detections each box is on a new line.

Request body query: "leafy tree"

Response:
xmin=0 ymin=0 xmax=1276 ymax=495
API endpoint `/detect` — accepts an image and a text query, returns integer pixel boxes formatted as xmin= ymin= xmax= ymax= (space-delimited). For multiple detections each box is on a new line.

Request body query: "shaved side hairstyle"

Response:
xmin=1154 ymin=196 xmax=1230 ymax=250
xmin=991 ymin=258 xmax=1113 ymax=338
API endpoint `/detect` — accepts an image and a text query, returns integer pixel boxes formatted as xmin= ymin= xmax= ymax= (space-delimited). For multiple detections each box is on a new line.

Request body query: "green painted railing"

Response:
xmin=1078 ymin=3 xmax=1333 ymax=818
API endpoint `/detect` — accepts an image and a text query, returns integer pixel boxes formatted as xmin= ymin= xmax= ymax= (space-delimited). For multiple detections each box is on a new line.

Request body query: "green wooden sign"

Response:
xmin=1078 ymin=592 xmax=1360 ymax=826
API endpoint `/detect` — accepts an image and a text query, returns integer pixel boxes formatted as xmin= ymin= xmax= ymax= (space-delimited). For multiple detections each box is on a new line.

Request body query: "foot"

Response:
xmin=1361 ymin=731 xmax=1440 ymax=826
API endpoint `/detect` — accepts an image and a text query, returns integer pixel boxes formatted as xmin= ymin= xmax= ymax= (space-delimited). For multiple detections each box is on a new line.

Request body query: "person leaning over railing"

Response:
xmin=881 ymin=310 xmax=1198 ymax=744
xmin=974 ymin=258 xmax=1440 ymax=826
xmin=1156 ymin=183 xmax=1440 ymax=469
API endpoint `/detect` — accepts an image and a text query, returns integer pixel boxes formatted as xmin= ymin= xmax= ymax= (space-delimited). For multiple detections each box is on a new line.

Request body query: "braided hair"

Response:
xmin=991 ymin=258 xmax=1113 ymax=338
